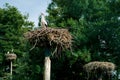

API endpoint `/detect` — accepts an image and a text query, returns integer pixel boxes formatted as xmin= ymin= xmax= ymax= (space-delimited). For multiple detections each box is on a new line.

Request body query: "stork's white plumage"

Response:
xmin=7 ymin=51 xmax=9 ymax=54
xmin=41 ymin=13 xmax=47 ymax=28
xmin=11 ymin=49 xmax=14 ymax=52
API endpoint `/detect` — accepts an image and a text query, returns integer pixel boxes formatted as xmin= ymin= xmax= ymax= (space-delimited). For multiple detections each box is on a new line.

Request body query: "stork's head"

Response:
xmin=41 ymin=13 xmax=44 ymax=16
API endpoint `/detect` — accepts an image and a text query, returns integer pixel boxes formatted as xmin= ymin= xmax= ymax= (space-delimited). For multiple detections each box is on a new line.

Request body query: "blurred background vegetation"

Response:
xmin=0 ymin=0 xmax=120 ymax=80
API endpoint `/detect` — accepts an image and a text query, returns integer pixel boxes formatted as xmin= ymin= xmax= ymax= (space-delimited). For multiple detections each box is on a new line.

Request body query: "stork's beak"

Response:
xmin=41 ymin=13 xmax=44 ymax=15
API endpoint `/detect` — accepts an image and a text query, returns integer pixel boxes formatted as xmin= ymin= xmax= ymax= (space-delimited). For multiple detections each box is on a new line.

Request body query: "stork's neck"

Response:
xmin=41 ymin=15 xmax=45 ymax=20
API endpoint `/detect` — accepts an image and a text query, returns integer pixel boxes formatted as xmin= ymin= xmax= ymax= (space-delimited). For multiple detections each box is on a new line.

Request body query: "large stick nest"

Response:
xmin=5 ymin=53 xmax=17 ymax=60
xmin=24 ymin=27 xmax=72 ymax=51
xmin=83 ymin=61 xmax=115 ymax=74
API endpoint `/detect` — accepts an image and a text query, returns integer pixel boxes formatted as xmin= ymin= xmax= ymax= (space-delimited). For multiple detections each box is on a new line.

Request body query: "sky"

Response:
xmin=0 ymin=0 xmax=51 ymax=27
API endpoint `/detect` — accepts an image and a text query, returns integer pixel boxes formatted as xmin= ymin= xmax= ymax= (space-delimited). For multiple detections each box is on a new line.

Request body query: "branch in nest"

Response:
xmin=30 ymin=39 xmax=38 ymax=51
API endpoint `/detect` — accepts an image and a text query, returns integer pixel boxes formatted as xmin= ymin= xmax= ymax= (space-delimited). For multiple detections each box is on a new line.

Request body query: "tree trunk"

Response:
xmin=44 ymin=57 xmax=51 ymax=80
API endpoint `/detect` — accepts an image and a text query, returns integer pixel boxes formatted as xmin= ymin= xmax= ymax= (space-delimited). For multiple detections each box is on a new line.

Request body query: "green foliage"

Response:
xmin=46 ymin=0 xmax=120 ymax=79
xmin=1 ymin=0 xmax=120 ymax=79
xmin=0 ymin=4 xmax=33 ymax=79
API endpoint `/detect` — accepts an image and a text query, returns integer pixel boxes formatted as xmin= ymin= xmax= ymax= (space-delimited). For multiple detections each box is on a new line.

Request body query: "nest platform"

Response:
xmin=83 ymin=61 xmax=115 ymax=74
xmin=5 ymin=53 xmax=17 ymax=60
xmin=24 ymin=27 xmax=72 ymax=51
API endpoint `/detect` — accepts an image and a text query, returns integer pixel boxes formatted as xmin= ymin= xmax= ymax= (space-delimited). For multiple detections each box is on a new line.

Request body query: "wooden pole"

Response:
xmin=98 ymin=75 xmax=102 ymax=80
xmin=44 ymin=57 xmax=51 ymax=80
xmin=10 ymin=61 xmax=12 ymax=75
xmin=98 ymin=78 xmax=102 ymax=80
xmin=10 ymin=60 xmax=13 ymax=80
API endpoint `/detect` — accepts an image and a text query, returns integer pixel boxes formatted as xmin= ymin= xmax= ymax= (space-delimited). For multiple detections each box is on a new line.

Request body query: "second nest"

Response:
xmin=83 ymin=61 xmax=115 ymax=73
xmin=24 ymin=27 xmax=72 ymax=51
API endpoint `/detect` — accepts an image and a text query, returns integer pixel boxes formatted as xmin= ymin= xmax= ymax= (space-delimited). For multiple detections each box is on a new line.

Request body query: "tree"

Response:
xmin=0 ymin=3 xmax=33 ymax=79
xmin=46 ymin=0 xmax=120 ymax=80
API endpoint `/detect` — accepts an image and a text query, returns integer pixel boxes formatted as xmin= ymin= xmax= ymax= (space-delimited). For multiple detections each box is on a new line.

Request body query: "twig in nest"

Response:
xmin=30 ymin=39 xmax=38 ymax=51
xmin=52 ymin=46 xmax=58 ymax=56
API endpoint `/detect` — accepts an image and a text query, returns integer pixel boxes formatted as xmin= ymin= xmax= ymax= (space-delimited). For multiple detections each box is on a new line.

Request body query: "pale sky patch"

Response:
xmin=0 ymin=0 xmax=51 ymax=27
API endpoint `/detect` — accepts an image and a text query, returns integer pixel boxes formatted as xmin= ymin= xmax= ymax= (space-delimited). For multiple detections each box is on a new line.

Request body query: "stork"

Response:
xmin=7 ymin=51 xmax=9 ymax=54
xmin=40 ymin=13 xmax=48 ymax=28
xmin=11 ymin=48 xmax=14 ymax=53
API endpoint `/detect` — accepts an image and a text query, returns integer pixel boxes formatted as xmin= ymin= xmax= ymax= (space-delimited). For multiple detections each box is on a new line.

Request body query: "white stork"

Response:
xmin=11 ymin=48 xmax=14 ymax=52
xmin=40 ymin=13 xmax=48 ymax=28
xmin=7 ymin=51 xmax=9 ymax=54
